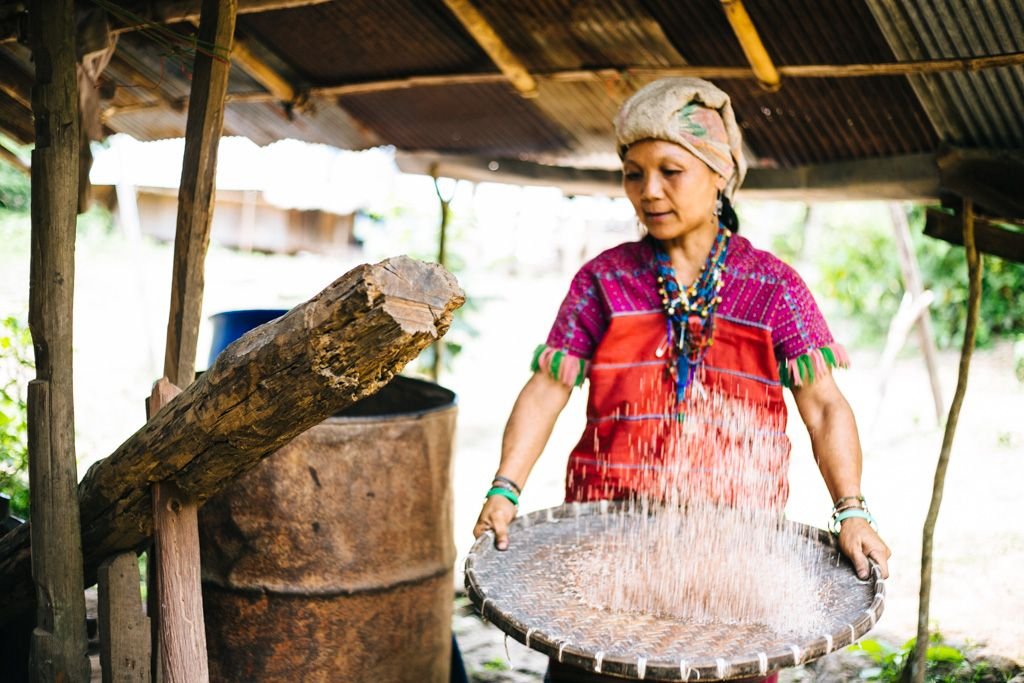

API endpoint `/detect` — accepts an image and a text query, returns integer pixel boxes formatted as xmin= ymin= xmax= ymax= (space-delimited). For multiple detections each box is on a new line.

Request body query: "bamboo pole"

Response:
xmin=102 ymin=50 xmax=1024 ymax=120
xmin=908 ymin=198 xmax=983 ymax=683
xmin=26 ymin=0 xmax=91 ymax=680
xmin=430 ymin=167 xmax=455 ymax=382
xmin=719 ymin=0 xmax=780 ymax=91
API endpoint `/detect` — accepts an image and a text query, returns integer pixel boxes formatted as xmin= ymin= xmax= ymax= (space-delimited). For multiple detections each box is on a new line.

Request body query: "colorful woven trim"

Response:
xmin=779 ymin=344 xmax=850 ymax=388
xmin=532 ymin=344 xmax=589 ymax=388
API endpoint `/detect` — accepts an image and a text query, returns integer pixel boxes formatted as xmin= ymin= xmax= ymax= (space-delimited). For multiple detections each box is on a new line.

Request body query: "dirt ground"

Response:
xmin=1 ymin=213 xmax=1022 ymax=681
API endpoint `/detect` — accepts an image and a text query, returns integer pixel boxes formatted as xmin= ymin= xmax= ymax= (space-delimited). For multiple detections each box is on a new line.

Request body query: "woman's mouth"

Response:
xmin=644 ymin=210 xmax=673 ymax=223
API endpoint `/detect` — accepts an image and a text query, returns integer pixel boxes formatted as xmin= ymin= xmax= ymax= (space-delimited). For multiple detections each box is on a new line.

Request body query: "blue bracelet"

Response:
xmin=830 ymin=508 xmax=876 ymax=534
xmin=487 ymin=487 xmax=519 ymax=507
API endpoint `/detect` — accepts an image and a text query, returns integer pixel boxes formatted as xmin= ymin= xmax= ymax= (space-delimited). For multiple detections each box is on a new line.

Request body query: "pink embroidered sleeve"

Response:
xmin=532 ymin=266 xmax=610 ymax=387
xmin=770 ymin=267 xmax=849 ymax=387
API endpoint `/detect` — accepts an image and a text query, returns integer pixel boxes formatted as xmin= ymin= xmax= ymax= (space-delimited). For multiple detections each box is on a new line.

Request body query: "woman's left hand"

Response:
xmin=837 ymin=518 xmax=891 ymax=580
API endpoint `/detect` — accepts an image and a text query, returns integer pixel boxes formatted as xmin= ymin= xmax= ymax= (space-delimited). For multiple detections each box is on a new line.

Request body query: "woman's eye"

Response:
xmin=624 ymin=171 xmax=642 ymax=181
xmin=662 ymin=168 xmax=681 ymax=176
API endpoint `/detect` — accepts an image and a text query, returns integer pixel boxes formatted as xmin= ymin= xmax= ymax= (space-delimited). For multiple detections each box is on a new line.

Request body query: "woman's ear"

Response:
xmin=715 ymin=175 xmax=727 ymax=192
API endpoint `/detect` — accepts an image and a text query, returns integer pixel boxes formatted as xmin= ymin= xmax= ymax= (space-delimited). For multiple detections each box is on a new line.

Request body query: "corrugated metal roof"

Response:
xmin=239 ymin=0 xmax=495 ymax=84
xmin=866 ymin=0 xmax=1024 ymax=147
xmin=3 ymin=0 xmax=1023 ymax=185
xmin=471 ymin=0 xmax=685 ymax=71
xmin=338 ymin=82 xmax=570 ymax=155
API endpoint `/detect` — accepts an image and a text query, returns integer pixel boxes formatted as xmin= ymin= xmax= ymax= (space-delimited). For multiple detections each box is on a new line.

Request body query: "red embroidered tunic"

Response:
xmin=533 ymin=234 xmax=848 ymax=506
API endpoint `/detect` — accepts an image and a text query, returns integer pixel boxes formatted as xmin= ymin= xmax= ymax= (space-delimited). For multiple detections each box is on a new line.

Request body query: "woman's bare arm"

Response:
xmin=472 ymin=371 xmax=572 ymax=549
xmin=792 ymin=372 xmax=892 ymax=579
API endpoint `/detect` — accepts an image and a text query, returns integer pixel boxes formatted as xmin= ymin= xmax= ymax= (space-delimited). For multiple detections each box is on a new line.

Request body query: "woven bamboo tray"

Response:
xmin=465 ymin=501 xmax=885 ymax=681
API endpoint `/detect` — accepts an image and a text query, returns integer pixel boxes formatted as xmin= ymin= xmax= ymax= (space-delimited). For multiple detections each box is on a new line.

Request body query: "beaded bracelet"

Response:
xmin=830 ymin=508 xmax=877 ymax=535
xmin=486 ymin=487 xmax=519 ymax=507
xmin=833 ymin=495 xmax=865 ymax=508
xmin=492 ymin=475 xmax=522 ymax=495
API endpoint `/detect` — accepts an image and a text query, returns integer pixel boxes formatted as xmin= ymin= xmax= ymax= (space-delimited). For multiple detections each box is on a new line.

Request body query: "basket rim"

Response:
xmin=465 ymin=501 xmax=886 ymax=681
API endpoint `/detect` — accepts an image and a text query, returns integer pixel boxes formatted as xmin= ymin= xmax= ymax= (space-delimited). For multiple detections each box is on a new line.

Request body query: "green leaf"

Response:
xmin=925 ymin=645 xmax=964 ymax=664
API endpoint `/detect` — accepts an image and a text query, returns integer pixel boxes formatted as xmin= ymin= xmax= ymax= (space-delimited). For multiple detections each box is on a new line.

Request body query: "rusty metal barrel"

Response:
xmin=199 ymin=375 xmax=456 ymax=682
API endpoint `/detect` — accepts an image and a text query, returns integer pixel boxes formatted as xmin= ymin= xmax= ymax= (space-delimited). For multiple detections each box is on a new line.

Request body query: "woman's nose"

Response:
xmin=641 ymin=173 xmax=663 ymax=200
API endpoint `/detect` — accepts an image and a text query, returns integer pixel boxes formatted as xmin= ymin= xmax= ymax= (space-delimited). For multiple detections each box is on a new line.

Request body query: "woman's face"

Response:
xmin=622 ymin=139 xmax=725 ymax=242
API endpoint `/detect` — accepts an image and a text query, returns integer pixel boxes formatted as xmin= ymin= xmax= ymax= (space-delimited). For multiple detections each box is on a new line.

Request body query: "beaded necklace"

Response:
xmin=654 ymin=224 xmax=731 ymax=402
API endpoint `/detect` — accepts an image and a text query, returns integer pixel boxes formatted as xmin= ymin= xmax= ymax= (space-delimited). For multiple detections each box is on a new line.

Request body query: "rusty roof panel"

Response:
xmin=339 ymin=82 xmax=571 ymax=156
xmin=527 ymin=79 xmax=630 ymax=166
xmin=239 ymin=0 xmax=495 ymax=84
xmin=470 ymin=0 xmax=685 ymax=71
xmin=866 ymin=0 xmax=1024 ymax=148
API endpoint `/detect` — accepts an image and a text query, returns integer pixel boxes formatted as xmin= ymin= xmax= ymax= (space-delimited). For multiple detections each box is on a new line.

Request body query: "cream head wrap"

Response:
xmin=615 ymin=78 xmax=747 ymax=200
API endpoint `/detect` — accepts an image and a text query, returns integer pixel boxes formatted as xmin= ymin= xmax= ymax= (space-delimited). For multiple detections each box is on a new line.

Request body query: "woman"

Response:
xmin=472 ymin=78 xmax=891 ymax=682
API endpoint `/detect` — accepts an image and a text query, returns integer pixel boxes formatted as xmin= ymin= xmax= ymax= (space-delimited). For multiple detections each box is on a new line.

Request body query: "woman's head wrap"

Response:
xmin=615 ymin=78 xmax=747 ymax=199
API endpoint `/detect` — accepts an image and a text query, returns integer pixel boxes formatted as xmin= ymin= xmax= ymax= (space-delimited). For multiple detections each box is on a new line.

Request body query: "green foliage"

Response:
xmin=480 ymin=657 xmax=509 ymax=671
xmin=0 ymin=315 xmax=32 ymax=519
xmin=853 ymin=635 xmax=1013 ymax=682
xmin=816 ymin=204 xmax=1024 ymax=349
xmin=0 ymin=157 xmax=30 ymax=213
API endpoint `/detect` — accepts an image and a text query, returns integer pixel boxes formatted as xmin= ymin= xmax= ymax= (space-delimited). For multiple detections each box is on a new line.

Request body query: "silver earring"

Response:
xmin=712 ymin=191 xmax=723 ymax=224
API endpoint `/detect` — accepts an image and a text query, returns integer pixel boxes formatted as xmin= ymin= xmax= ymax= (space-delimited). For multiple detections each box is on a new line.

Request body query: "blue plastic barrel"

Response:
xmin=207 ymin=309 xmax=289 ymax=366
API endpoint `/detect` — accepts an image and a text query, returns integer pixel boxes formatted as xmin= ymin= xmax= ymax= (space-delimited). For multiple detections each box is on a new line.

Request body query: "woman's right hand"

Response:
xmin=473 ymin=495 xmax=518 ymax=551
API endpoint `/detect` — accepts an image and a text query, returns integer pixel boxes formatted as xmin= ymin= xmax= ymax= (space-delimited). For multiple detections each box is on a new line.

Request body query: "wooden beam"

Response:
xmin=440 ymin=0 xmax=537 ymax=97
xmin=936 ymin=147 xmax=1024 ymax=221
xmin=0 ymin=143 xmax=28 ymax=174
xmin=164 ymin=0 xmax=236 ymax=389
xmin=396 ymin=151 xmax=943 ymax=200
xmin=27 ymin=0 xmax=91 ymax=679
xmin=741 ymin=153 xmax=940 ymax=201
xmin=396 ymin=151 xmax=622 ymax=197
xmin=720 ymin=0 xmax=780 ymax=91
xmin=0 ymin=255 xmax=465 ymax=623
xmin=924 ymin=209 xmax=1024 ymax=264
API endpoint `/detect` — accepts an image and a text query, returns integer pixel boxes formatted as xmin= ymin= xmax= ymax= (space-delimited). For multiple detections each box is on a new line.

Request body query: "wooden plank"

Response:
xmin=164 ymin=0 xmax=236 ymax=389
xmin=27 ymin=0 xmax=91 ymax=680
xmin=924 ymin=209 xmax=1024 ymax=264
xmin=97 ymin=553 xmax=150 ymax=683
xmin=151 ymin=482 xmax=207 ymax=683
xmin=0 ymin=255 xmax=465 ymax=623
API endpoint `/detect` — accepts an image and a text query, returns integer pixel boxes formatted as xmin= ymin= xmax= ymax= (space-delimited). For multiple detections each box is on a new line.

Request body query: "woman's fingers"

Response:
xmin=472 ymin=497 xmax=518 ymax=551
xmin=839 ymin=519 xmax=892 ymax=580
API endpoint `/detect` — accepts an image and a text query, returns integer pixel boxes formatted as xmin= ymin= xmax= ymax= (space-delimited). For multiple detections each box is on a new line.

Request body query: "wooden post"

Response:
xmin=164 ymin=0 xmax=236 ymax=389
xmin=26 ymin=0 xmax=91 ymax=680
xmin=144 ymin=380 xmax=209 ymax=683
xmin=97 ymin=553 xmax=150 ymax=683
xmin=889 ymin=203 xmax=944 ymax=423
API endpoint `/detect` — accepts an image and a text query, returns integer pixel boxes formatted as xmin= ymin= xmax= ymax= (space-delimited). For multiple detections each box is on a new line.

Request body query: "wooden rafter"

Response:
xmin=231 ymin=34 xmax=297 ymax=104
xmin=719 ymin=0 xmax=780 ymax=91
xmin=440 ymin=0 xmax=537 ymax=97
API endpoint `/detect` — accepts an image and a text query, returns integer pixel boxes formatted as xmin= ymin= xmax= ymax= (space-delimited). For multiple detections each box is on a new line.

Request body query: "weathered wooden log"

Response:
xmin=0 ymin=256 xmax=464 ymax=623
